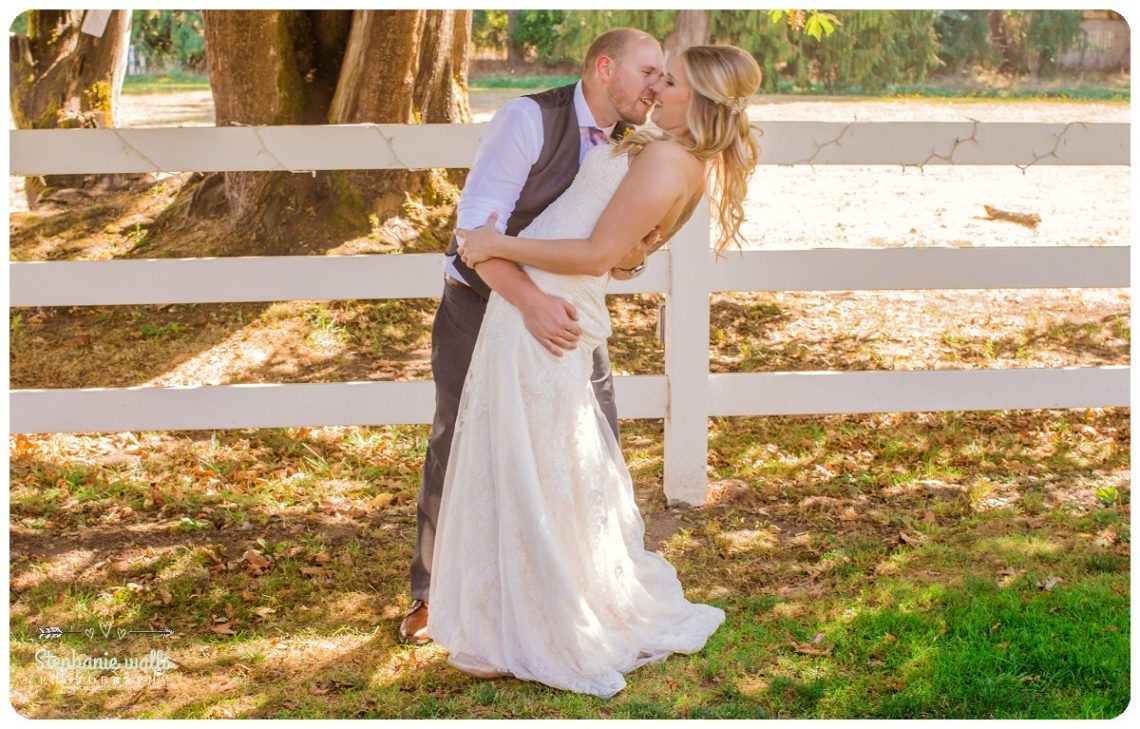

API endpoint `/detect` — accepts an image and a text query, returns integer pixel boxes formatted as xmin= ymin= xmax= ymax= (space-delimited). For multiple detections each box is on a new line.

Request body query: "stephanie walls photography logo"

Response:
xmin=31 ymin=622 xmax=179 ymax=688
xmin=34 ymin=648 xmax=178 ymax=683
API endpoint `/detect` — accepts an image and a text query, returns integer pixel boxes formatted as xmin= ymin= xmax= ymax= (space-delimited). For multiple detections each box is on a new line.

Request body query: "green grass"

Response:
xmin=817 ymin=575 xmax=1128 ymax=718
xmin=469 ymin=74 xmax=578 ymax=90
xmin=122 ymin=72 xmax=210 ymax=94
xmin=761 ymin=77 xmax=1130 ymax=102
xmin=468 ymin=74 xmax=1128 ymax=102
xmin=119 ymin=68 xmax=1128 ymax=103
xmin=877 ymin=84 xmax=1129 ymax=102
xmin=8 ymin=407 xmax=1130 ymax=719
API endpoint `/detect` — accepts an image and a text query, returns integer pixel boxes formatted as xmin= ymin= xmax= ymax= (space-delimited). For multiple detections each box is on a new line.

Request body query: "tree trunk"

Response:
xmin=506 ymin=10 xmax=524 ymax=65
xmin=794 ymin=36 xmax=810 ymax=88
xmin=9 ymin=9 xmax=149 ymax=207
xmin=988 ymin=10 xmax=1011 ymax=72
xmin=152 ymin=9 xmax=471 ymax=255
xmin=665 ymin=10 xmax=710 ymax=58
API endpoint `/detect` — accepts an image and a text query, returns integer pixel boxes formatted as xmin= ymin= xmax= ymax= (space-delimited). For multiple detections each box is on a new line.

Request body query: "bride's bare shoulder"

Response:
xmin=630 ymin=138 xmax=703 ymax=176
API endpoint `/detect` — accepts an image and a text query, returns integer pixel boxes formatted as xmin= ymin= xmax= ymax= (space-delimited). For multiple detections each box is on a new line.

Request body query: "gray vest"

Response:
xmin=447 ymin=83 xmax=632 ymax=300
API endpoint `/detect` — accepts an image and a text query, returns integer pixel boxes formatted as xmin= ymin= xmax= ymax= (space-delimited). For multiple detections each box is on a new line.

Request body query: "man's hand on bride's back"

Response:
xmin=521 ymin=292 xmax=581 ymax=357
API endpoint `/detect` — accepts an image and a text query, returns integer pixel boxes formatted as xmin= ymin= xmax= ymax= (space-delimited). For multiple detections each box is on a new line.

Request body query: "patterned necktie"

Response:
xmin=580 ymin=126 xmax=608 ymax=162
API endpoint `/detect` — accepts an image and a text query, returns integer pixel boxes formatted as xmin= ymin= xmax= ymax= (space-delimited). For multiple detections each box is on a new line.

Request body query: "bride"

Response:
xmin=427 ymin=44 xmax=762 ymax=698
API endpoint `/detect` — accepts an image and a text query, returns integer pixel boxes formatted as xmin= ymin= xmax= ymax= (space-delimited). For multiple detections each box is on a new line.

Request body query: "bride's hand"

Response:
xmin=456 ymin=212 xmax=502 ymax=268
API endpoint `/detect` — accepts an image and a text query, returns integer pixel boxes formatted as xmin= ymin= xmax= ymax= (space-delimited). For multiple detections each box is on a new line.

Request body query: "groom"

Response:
xmin=401 ymin=28 xmax=666 ymax=644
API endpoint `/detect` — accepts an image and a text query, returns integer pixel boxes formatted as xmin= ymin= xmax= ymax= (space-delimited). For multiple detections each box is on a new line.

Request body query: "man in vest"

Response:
xmin=401 ymin=28 xmax=666 ymax=644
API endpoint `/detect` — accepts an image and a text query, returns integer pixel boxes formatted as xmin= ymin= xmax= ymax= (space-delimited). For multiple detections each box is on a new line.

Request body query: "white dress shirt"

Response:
xmin=447 ymin=81 xmax=616 ymax=284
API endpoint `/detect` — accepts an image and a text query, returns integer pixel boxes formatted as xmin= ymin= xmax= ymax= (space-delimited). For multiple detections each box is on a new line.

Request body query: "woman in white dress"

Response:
xmin=428 ymin=45 xmax=763 ymax=698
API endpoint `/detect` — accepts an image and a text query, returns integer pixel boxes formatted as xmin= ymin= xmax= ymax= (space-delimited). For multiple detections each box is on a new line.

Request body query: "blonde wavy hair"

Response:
xmin=615 ymin=44 xmax=763 ymax=254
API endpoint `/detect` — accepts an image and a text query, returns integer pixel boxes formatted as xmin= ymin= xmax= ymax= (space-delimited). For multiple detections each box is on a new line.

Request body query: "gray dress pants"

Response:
xmin=409 ymin=281 xmax=619 ymax=601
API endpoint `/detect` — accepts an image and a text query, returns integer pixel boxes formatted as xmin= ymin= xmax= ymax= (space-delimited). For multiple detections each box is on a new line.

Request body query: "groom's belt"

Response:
xmin=445 ymin=274 xmax=477 ymax=295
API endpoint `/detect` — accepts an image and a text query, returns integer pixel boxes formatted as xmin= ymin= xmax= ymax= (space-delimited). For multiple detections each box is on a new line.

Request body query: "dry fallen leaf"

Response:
xmin=898 ymin=531 xmax=928 ymax=546
xmin=983 ymin=204 xmax=1041 ymax=229
xmin=786 ymin=631 xmax=834 ymax=656
xmin=11 ymin=434 xmax=38 ymax=457
xmin=243 ymin=549 xmax=271 ymax=574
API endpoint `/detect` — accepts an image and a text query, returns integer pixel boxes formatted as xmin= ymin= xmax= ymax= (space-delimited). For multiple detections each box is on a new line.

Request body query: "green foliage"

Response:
xmin=1023 ymin=10 xmax=1087 ymax=77
xmin=10 ymin=10 xmax=30 ymax=35
xmin=768 ymin=9 xmax=842 ymax=41
xmin=130 ymin=10 xmax=206 ymax=73
xmin=477 ymin=9 xmax=1094 ymax=91
xmin=815 ymin=10 xmax=944 ymax=94
xmin=1095 ymin=484 xmax=1126 ymax=506
xmin=511 ymin=10 xmax=677 ymax=66
xmin=510 ymin=10 xmax=572 ymax=64
xmin=471 ymin=10 xmax=509 ymax=53
xmin=934 ymin=10 xmax=997 ymax=73
xmin=803 ymin=11 xmax=839 ymax=41
xmin=934 ymin=10 xmax=1087 ymax=78
xmin=710 ymin=10 xmax=799 ymax=92
xmin=558 ymin=10 xmax=676 ymax=61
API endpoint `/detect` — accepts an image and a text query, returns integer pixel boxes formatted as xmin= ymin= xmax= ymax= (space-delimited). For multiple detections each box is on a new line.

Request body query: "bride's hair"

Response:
xmin=615 ymin=44 xmax=763 ymax=254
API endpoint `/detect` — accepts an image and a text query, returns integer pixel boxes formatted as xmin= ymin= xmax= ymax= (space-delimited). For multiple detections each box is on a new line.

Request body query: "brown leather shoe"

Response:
xmin=399 ymin=599 xmax=431 ymax=645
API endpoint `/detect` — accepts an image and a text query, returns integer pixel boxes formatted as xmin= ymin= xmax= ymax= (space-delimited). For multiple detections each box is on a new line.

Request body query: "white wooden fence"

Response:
xmin=9 ymin=121 xmax=1130 ymax=505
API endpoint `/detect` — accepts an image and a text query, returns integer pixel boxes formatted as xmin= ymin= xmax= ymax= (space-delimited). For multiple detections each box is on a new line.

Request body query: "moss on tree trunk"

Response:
xmin=9 ymin=9 xmax=150 ymax=207
xmin=151 ymin=9 xmax=472 ymax=255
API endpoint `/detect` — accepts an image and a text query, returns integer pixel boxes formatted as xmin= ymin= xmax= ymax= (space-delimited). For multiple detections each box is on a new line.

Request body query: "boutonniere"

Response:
xmin=620 ymin=127 xmax=634 ymax=140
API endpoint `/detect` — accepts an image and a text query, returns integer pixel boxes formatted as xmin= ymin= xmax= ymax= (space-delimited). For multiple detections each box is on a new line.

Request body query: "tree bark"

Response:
xmin=9 ymin=9 xmax=148 ymax=207
xmin=665 ymin=10 xmax=710 ymax=58
xmin=988 ymin=10 xmax=1011 ymax=72
xmin=152 ymin=9 xmax=470 ymax=254
xmin=506 ymin=10 xmax=524 ymax=65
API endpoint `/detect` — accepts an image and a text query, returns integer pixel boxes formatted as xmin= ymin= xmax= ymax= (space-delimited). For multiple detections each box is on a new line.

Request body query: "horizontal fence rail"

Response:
xmin=10 ymin=122 xmax=1129 ymax=175
xmin=708 ymin=368 xmax=1130 ymax=416
xmin=8 ymin=247 xmax=1130 ymax=307
xmin=10 ymin=377 xmax=666 ymax=434
xmin=11 ymin=368 xmax=1128 ymax=436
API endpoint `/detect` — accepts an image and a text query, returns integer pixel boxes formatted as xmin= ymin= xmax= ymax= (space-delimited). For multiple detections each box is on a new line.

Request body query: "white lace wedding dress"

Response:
xmin=427 ymin=144 xmax=725 ymax=698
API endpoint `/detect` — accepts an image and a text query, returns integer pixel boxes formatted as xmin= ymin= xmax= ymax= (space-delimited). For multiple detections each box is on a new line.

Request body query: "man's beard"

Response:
xmin=610 ymin=88 xmax=652 ymax=126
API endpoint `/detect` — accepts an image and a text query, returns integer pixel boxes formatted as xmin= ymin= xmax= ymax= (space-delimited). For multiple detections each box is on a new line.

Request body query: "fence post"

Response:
xmin=663 ymin=197 xmax=712 ymax=506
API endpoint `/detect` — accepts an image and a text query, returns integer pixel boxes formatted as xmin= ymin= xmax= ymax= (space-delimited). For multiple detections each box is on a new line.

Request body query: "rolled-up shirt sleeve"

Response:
xmin=455 ymin=98 xmax=542 ymax=235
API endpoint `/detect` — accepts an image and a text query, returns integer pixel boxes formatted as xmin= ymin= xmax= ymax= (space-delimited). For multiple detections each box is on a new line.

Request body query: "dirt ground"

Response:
xmin=8 ymin=91 xmax=1130 ymax=252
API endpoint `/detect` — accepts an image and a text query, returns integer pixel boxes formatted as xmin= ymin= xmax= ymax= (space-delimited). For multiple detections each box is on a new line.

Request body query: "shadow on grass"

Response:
xmin=9 ymin=410 xmax=1130 ymax=718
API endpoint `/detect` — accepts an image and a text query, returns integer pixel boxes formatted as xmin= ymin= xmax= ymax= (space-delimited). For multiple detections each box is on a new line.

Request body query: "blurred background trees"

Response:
xmin=11 ymin=9 xmax=1108 ymax=102
xmin=471 ymin=9 xmax=1107 ymax=92
xmin=7 ymin=8 xmax=1121 ymax=249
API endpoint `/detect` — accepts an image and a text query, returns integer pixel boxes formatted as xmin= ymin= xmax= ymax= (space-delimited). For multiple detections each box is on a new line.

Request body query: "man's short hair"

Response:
xmin=583 ymin=28 xmax=654 ymax=77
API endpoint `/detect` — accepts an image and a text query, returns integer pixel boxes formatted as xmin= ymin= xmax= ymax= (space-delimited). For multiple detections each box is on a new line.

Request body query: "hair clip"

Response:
xmin=721 ymin=96 xmax=748 ymax=114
